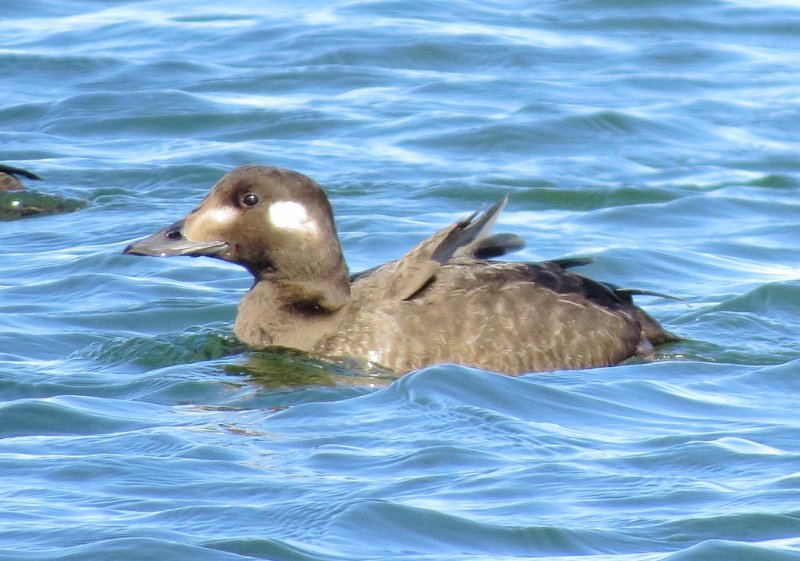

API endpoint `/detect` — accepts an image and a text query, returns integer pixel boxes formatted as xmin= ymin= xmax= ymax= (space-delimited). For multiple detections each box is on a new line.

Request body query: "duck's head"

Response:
xmin=124 ymin=166 xmax=350 ymax=306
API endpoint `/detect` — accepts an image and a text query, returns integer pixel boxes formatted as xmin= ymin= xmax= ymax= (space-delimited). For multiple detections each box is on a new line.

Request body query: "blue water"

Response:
xmin=2 ymin=1 xmax=800 ymax=559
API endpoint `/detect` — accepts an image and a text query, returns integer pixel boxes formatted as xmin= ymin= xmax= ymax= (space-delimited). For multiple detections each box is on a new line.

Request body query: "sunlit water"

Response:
xmin=2 ymin=1 xmax=800 ymax=560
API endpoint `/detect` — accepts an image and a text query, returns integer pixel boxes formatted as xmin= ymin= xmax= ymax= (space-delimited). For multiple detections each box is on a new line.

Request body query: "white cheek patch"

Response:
xmin=268 ymin=201 xmax=318 ymax=235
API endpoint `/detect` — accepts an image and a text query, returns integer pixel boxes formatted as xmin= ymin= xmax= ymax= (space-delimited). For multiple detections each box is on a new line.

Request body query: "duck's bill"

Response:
xmin=123 ymin=220 xmax=229 ymax=257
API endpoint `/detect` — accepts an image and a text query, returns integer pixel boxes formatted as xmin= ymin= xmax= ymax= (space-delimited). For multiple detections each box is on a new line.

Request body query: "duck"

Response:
xmin=0 ymin=164 xmax=87 ymax=220
xmin=124 ymin=165 xmax=677 ymax=375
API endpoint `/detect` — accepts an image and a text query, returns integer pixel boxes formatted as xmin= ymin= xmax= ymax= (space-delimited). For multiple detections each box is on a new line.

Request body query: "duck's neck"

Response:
xmin=234 ymin=268 xmax=351 ymax=352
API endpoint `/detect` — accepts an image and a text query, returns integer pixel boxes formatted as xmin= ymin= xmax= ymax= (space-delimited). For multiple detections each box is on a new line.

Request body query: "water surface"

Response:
xmin=2 ymin=1 xmax=800 ymax=560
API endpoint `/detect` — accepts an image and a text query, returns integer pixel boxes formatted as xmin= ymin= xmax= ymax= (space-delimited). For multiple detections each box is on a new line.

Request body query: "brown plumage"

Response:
xmin=124 ymin=165 xmax=677 ymax=375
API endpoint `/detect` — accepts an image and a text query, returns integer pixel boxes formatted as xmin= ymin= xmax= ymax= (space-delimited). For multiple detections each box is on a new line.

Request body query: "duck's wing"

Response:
xmin=526 ymin=262 xmax=680 ymax=346
xmin=427 ymin=195 xmax=508 ymax=264
xmin=350 ymin=230 xmax=524 ymax=284
xmin=354 ymin=196 xmax=508 ymax=300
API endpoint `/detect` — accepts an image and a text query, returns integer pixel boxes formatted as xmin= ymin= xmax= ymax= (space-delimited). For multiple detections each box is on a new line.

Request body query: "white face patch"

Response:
xmin=184 ymin=205 xmax=239 ymax=239
xmin=205 ymin=206 xmax=238 ymax=227
xmin=268 ymin=201 xmax=318 ymax=235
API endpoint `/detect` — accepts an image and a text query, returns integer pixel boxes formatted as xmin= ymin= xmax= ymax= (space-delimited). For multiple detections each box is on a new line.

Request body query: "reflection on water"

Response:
xmin=227 ymin=347 xmax=397 ymax=391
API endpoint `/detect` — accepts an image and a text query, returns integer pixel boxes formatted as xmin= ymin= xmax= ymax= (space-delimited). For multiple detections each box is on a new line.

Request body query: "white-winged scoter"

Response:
xmin=124 ymin=165 xmax=677 ymax=374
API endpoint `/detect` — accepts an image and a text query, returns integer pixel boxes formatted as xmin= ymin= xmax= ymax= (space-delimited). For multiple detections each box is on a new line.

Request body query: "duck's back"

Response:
xmin=320 ymin=259 xmax=667 ymax=375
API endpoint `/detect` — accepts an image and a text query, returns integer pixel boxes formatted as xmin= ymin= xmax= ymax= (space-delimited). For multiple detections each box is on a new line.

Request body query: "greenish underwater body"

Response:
xmin=1 ymin=1 xmax=799 ymax=560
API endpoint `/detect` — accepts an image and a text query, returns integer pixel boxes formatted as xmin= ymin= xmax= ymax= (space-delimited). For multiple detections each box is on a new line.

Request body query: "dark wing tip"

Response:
xmin=470 ymin=233 xmax=525 ymax=260
xmin=0 ymin=164 xmax=41 ymax=181
xmin=615 ymin=288 xmax=688 ymax=304
xmin=550 ymin=257 xmax=594 ymax=270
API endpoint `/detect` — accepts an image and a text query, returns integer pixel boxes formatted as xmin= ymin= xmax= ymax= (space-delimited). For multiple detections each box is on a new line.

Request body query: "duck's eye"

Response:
xmin=241 ymin=193 xmax=260 ymax=207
